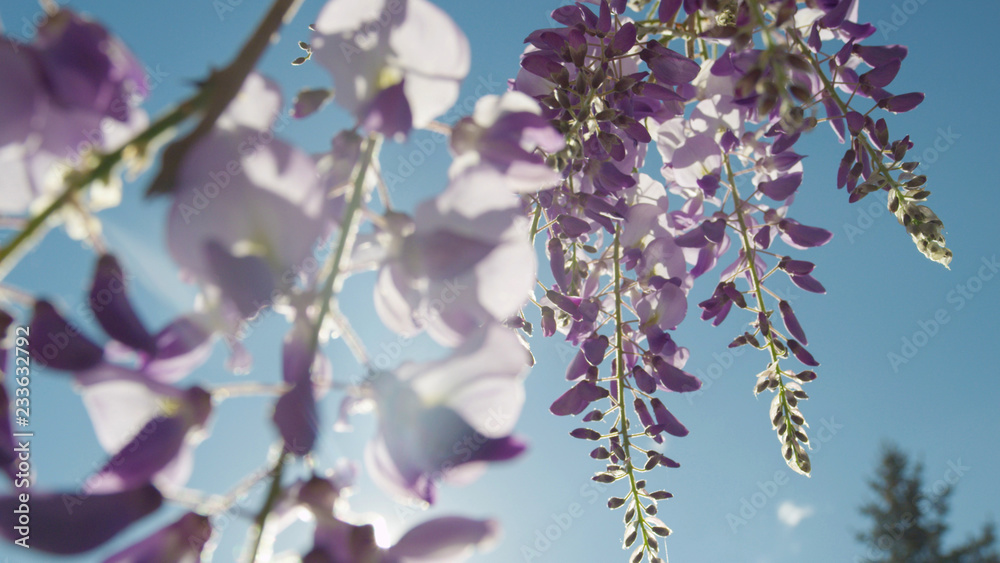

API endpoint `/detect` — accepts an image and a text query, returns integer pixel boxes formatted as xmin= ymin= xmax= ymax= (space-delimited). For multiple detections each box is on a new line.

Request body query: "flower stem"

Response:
xmin=0 ymin=93 xmax=205 ymax=279
xmin=248 ymin=452 xmax=287 ymax=563
xmin=613 ymin=228 xmax=654 ymax=559
xmin=725 ymin=157 xmax=806 ymax=474
xmin=146 ymin=0 xmax=304 ymax=196
xmin=245 ymin=136 xmax=377 ymax=562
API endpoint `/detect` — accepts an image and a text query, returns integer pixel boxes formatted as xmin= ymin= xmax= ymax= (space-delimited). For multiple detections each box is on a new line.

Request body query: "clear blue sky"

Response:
xmin=1 ymin=1 xmax=998 ymax=562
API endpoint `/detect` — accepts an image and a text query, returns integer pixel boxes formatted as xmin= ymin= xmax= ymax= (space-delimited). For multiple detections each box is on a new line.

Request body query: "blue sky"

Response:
xmin=1 ymin=1 xmax=998 ymax=562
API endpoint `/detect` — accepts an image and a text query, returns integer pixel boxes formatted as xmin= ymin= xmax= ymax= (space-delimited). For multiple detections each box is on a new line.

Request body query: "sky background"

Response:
xmin=0 ymin=0 xmax=998 ymax=562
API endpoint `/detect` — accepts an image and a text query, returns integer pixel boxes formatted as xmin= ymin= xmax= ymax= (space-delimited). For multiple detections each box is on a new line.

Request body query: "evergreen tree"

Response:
xmin=857 ymin=444 xmax=999 ymax=563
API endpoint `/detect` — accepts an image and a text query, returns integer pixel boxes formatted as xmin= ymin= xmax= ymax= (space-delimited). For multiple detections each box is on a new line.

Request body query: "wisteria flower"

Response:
xmin=450 ymin=91 xmax=565 ymax=192
xmin=294 ymin=475 xmax=499 ymax=561
xmin=25 ymin=255 xmax=215 ymax=493
xmin=310 ymin=0 xmax=470 ymax=138
xmin=166 ymin=74 xmax=349 ymax=320
xmin=0 ymin=484 xmax=162 ymax=554
xmin=362 ymin=323 xmax=529 ymax=503
xmin=0 ymin=10 xmax=147 ymax=215
xmin=374 ymin=172 xmax=535 ymax=346
xmin=104 ymin=512 xmax=213 ymax=562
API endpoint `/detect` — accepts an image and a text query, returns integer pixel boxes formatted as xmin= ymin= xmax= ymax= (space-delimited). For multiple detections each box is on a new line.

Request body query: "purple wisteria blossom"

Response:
xmin=104 ymin=512 xmax=213 ymax=562
xmin=166 ymin=74 xmax=349 ymax=322
xmin=295 ymin=475 xmax=499 ymax=561
xmin=310 ymin=0 xmax=470 ymax=138
xmin=363 ymin=323 xmax=528 ymax=503
xmin=375 ymin=173 xmax=536 ymax=346
xmin=450 ymin=91 xmax=566 ymax=192
xmin=0 ymin=10 xmax=147 ymax=214
xmin=24 ymin=255 xmax=215 ymax=494
xmin=0 ymin=484 xmax=162 ymax=554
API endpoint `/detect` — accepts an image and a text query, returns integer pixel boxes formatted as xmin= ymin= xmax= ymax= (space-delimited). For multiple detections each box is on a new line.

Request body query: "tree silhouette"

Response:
xmin=856 ymin=443 xmax=999 ymax=563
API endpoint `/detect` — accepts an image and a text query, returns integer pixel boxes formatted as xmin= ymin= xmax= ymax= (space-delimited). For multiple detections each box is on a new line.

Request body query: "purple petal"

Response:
xmin=641 ymin=41 xmax=700 ymax=86
xmin=652 ymin=356 xmax=701 ymax=393
xmin=634 ymin=398 xmax=656 ymax=430
xmin=557 ymin=214 xmax=591 ymax=238
xmin=820 ymin=0 xmax=853 ymax=28
xmin=790 ymin=273 xmax=826 ymax=294
xmin=788 ymin=339 xmax=820 ymax=366
xmin=292 ymin=88 xmax=332 ymax=119
xmin=388 ymin=517 xmax=499 ymax=560
xmin=105 ymin=512 xmax=213 ymax=563
xmin=541 ymin=307 xmax=556 ymax=337
xmin=781 ymin=259 xmax=815 ymax=275
xmin=143 ymin=315 xmax=214 ymax=382
xmin=757 ymin=173 xmax=802 ymax=201
xmin=853 ymin=44 xmax=908 ymax=67
xmin=273 ymin=380 xmax=319 ymax=456
xmin=861 ymin=60 xmax=901 ymax=89
xmin=650 ymin=398 xmax=688 ymax=437
xmin=90 ymin=387 xmax=212 ymax=493
xmin=658 ymin=0 xmax=682 ymax=21
xmin=582 ymin=335 xmax=609 ymax=366
xmin=845 ymin=111 xmax=865 ymax=136
xmin=0 ymin=484 xmax=162 ymax=554
xmin=778 ymin=219 xmax=833 ymax=248
xmin=27 ymin=300 xmax=103 ymax=371
xmin=521 ymin=52 xmax=564 ymax=79
xmin=754 ymin=225 xmax=772 ymax=249
xmin=33 ymin=11 xmax=146 ymax=121
xmin=204 ymin=241 xmax=276 ymax=318
xmin=89 ymin=254 xmax=157 ymax=355
xmin=548 ymin=238 xmax=569 ymax=291
xmin=404 ymin=230 xmax=495 ymax=281
xmin=360 ymin=81 xmax=413 ymax=139
xmin=611 ymin=22 xmax=637 ymax=54
xmin=550 ymin=380 xmax=609 ymax=416
xmin=878 ymin=92 xmax=924 ymax=113
xmin=547 ymin=290 xmax=581 ymax=319
xmin=779 ymin=300 xmax=808 ymax=345
xmin=632 ymin=366 xmax=658 ymax=394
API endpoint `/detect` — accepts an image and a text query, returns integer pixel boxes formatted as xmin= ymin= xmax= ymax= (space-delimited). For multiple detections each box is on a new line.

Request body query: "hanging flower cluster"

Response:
xmin=0 ymin=0 xmax=948 ymax=561
xmin=508 ymin=0 xmax=949 ymax=560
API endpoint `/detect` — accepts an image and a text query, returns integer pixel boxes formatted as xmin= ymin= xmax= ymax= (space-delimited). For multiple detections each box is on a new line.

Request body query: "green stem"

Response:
xmin=0 ymin=0 xmax=304 ymax=278
xmin=613 ymin=228 xmax=654 ymax=558
xmin=307 ymin=137 xmax=377 ymax=356
xmin=146 ymin=0 xmax=304 ymax=196
xmin=786 ymin=30 xmax=908 ymax=205
xmin=0 ymin=93 xmax=205 ymax=278
xmin=246 ymin=136 xmax=377 ymax=562
xmin=725 ymin=157 xmax=804 ymax=472
xmin=248 ymin=453 xmax=286 ymax=563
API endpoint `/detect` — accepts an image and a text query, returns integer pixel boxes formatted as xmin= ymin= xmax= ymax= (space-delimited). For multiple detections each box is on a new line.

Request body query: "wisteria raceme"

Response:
xmin=509 ymin=0 xmax=951 ymax=559
xmin=0 ymin=0 xmax=952 ymax=561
